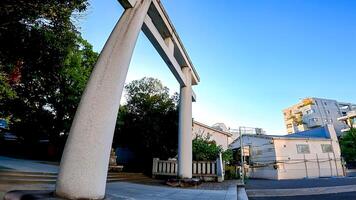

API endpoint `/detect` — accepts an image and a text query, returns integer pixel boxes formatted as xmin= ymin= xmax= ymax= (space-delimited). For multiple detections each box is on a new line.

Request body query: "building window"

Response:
xmin=309 ymin=118 xmax=318 ymax=123
xmin=324 ymin=102 xmax=327 ymax=106
xmin=321 ymin=144 xmax=333 ymax=153
xmin=253 ymin=149 xmax=262 ymax=156
xmin=306 ymin=109 xmax=314 ymax=115
xmin=296 ymin=144 xmax=310 ymax=154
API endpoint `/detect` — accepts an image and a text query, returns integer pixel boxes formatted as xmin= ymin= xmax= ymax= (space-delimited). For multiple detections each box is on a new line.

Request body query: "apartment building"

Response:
xmin=283 ymin=97 xmax=356 ymax=136
xmin=338 ymin=110 xmax=356 ymax=132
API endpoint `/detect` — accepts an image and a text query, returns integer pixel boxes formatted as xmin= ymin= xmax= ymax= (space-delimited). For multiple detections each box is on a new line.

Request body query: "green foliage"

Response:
xmin=340 ymin=128 xmax=356 ymax=163
xmin=224 ymin=165 xmax=239 ymax=180
xmin=0 ymin=0 xmax=96 ymax=144
xmin=193 ymin=134 xmax=222 ymax=161
xmin=113 ymin=77 xmax=179 ymax=172
xmin=222 ymin=149 xmax=233 ymax=164
xmin=192 ymin=134 xmax=233 ymax=162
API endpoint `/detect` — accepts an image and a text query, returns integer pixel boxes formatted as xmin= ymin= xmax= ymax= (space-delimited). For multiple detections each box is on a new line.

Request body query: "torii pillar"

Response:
xmin=178 ymin=67 xmax=193 ymax=179
xmin=55 ymin=1 xmax=152 ymax=199
xmin=53 ymin=0 xmax=199 ymax=199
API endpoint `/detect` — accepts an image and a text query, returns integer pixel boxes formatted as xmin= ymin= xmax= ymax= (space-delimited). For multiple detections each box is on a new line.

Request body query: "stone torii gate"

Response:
xmin=55 ymin=0 xmax=200 ymax=199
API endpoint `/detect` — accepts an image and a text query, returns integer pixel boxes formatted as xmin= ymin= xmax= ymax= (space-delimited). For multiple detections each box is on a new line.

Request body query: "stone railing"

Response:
xmin=152 ymin=153 xmax=224 ymax=182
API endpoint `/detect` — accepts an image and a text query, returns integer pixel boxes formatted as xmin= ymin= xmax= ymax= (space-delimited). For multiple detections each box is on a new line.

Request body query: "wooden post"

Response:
xmin=316 ymin=154 xmax=320 ymax=178
xmin=328 ymin=153 xmax=333 ymax=176
xmin=304 ymin=154 xmax=308 ymax=178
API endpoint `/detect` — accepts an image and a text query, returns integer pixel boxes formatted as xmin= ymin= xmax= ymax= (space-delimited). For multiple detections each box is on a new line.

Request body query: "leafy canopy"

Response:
xmin=340 ymin=128 xmax=356 ymax=163
xmin=113 ymin=77 xmax=179 ymax=172
xmin=0 ymin=0 xmax=97 ymax=145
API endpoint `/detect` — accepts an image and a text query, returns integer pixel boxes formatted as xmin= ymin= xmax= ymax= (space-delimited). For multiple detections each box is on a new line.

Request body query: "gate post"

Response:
xmin=55 ymin=1 xmax=152 ymax=199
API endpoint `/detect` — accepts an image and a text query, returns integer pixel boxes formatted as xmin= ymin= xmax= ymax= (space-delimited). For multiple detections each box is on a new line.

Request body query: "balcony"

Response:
xmin=304 ymin=117 xmax=322 ymax=128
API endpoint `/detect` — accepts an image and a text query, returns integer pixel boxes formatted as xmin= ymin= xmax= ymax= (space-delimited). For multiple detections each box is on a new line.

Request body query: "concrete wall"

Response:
xmin=193 ymin=122 xmax=231 ymax=150
xmin=273 ymin=128 xmax=343 ymax=179
xmin=229 ymin=125 xmax=343 ymax=180
xmin=230 ymin=135 xmax=278 ymax=179
xmin=248 ymin=137 xmax=278 ymax=179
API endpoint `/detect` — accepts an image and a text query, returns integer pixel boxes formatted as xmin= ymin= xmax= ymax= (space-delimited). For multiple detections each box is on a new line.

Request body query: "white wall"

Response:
xmin=274 ymin=138 xmax=343 ymax=179
xmin=230 ymin=136 xmax=278 ymax=179
xmin=229 ymin=125 xmax=344 ymax=180
xmin=192 ymin=122 xmax=231 ymax=150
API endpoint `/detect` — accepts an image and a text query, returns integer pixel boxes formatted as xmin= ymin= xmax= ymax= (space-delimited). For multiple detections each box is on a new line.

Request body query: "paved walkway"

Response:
xmin=0 ymin=156 xmax=237 ymax=200
xmin=0 ymin=182 xmax=237 ymax=200
xmin=106 ymin=182 xmax=236 ymax=200
xmin=0 ymin=156 xmax=58 ymax=173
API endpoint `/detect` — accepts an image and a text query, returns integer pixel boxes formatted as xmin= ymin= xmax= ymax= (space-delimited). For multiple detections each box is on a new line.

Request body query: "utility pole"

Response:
xmin=239 ymin=127 xmax=244 ymax=183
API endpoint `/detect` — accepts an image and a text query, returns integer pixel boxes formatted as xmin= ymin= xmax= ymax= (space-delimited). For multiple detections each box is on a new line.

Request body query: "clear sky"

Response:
xmin=79 ymin=0 xmax=356 ymax=134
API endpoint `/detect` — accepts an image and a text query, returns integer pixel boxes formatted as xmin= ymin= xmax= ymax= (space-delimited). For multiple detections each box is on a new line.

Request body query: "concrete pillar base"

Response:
xmin=4 ymin=190 xmax=57 ymax=200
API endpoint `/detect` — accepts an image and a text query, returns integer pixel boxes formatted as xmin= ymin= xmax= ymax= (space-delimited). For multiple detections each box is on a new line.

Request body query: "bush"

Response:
xmin=193 ymin=135 xmax=222 ymax=161
xmin=340 ymin=128 xmax=356 ymax=164
xmin=224 ymin=165 xmax=239 ymax=180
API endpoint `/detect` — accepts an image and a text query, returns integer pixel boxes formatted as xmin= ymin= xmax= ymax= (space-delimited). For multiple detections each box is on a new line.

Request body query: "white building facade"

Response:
xmin=229 ymin=127 xmax=266 ymax=142
xmin=192 ymin=121 xmax=232 ymax=150
xmin=338 ymin=110 xmax=356 ymax=132
xmin=230 ymin=125 xmax=344 ymax=180
xmin=283 ymin=97 xmax=356 ymax=136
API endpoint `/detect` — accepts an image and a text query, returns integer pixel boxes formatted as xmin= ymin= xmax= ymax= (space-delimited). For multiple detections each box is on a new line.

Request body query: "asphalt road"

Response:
xmin=246 ymin=177 xmax=356 ymax=189
xmin=246 ymin=173 xmax=356 ymax=200
xmin=249 ymin=192 xmax=356 ymax=200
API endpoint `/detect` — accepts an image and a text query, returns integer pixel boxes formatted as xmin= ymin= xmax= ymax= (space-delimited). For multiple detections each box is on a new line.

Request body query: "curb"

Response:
xmin=237 ymin=182 xmax=249 ymax=200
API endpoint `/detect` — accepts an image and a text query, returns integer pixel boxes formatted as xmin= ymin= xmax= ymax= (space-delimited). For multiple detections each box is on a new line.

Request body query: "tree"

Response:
xmin=113 ymin=77 xmax=179 ymax=172
xmin=192 ymin=134 xmax=222 ymax=161
xmin=340 ymin=128 xmax=356 ymax=164
xmin=193 ymin=134 xmax=233 ymax=163
xmin=0 ymin=1 xmax=98 ymax=157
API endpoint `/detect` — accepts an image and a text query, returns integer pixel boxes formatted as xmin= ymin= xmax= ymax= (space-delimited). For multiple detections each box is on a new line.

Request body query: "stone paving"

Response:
xmin=0 ymin=156 xmax=237 ymax=200
xmin=0 ymin=182 xmax=238 ymax=200
xmin=0 ymin=156 xmax=58 ymax=173
xmin=106 ymin=182 xmax=236 ymax=200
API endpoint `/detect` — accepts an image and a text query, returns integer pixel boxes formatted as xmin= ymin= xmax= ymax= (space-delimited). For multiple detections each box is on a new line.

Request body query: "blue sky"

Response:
xmin=79 ymin=0 xmax=356 ymax=134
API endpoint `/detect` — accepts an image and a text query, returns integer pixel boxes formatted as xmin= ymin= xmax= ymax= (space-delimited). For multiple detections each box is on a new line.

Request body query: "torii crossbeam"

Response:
xmin=54 ymin=0 xmax=200 ymax=199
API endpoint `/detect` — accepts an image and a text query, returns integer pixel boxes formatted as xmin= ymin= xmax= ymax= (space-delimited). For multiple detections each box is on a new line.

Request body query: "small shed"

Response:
xmin=229 ymin=124 xmax=344 ymax=179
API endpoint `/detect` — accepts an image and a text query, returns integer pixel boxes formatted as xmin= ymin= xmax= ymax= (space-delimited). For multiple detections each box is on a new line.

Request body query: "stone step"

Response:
xmin=0 ymin=177 xmax=151 ymax=184
xmin=0 ymin=170 xmax=57 ymax=176
xmin=0 ymin=173 xmax=137 ymax=179
xmin=0 ymin=170 xmax=150 ymax=184
xmin=0 ymin=178 xmax=57 ymax=184
xmin=0 ymin=170 xmax=133 ymax=176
